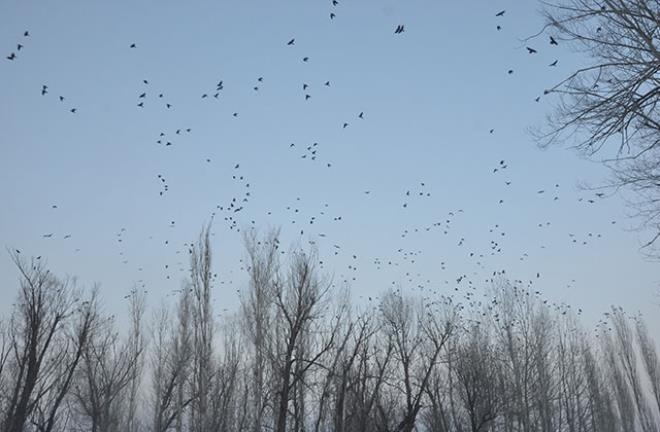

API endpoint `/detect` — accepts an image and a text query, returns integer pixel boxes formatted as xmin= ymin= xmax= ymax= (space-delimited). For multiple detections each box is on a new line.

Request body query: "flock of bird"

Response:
xmin=3 ymin=5 xmax=630 ymax=330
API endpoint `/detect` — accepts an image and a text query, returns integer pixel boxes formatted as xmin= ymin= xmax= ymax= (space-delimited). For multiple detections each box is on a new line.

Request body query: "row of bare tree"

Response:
xmin=1 ymin=229 xmax=659 ymax=432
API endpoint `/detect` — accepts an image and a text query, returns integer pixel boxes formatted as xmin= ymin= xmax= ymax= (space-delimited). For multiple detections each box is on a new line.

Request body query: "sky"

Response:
xmin=1 ymin=0 xmax=658 ymax=330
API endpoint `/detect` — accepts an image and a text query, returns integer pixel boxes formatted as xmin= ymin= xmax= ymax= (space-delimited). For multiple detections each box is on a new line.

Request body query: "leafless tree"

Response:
xmin=535 ymin=0 xmax=660 ymax=251
xmin=0 ymin=252 xmax=97 ymax=432
xmin=70 ymin=291 xmax=144 ymax=432
xmin=4 ymin=235 xmax=660 ymax=432
xmin=378 ymin=291 xmax=455 ymax=432
xmin=149 ymin=297 xmax=193 ymax=432
xmin=188 ymin=224 xmax=215 ymax=432
xmin=271 ymin=247 xmax=334 ymax=432
xmin=241 ymin=229 xmax=280 ymax=432
xmin=453 ymin=324 xmax=501 ymax=432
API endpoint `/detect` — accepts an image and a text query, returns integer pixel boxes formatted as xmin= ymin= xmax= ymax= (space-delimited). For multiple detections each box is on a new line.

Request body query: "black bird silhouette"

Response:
xmin=550 ymin=36 xmax=558 ymax=45
xmin=496 ymin=25 xmax=501 ymax=31
xmin=41 ymin=85 xmax=48 ymax=95
xmin=287 ymin=38 xmax=295 ymax=45
xmin=330 ymin=13 xmax=335 ymax=19
xmin=324 ymin=81 xmax=330 ymax=86
xmin=549 ymin=59 xmax=558 ymax=66
xmin=17 ymin=44 xmax=23 ymax=51
xmin=495 ymin=10 xmax=505 ymax=16
xmin=137 ymin=102 xmax=144 ymax=107
xmin=139 ymin=92 xmax=146 ymax=98
xmin=70 ymin=108 xmax=76 ymax=113
xmin=333 ymin=0 xmax=338 ymax=4
xmin=143 ymin=79 xmax=148 ymax=84
xmin=507 ymin=69 xmax=513 ymax=74
xmin=394 ymin=25 xmax=405 ymax=34
xmin=24 ymin=31 xmax=29 ymax=37
xmin=59 ymin=96 xmax=64 ymax=101
xmin=526 ymin=46 xmax=537 ymax=54
xmin=130 ymin=43 xmax=136 ymax=48
xmin=343 ymin=122 xmax=349 ymax=128
xmin=358 ymin=112 xmax=364 ymax=119
xmin=302 ymin=57 xmax=309 ymax=62
xmin=6 ymin=53 xmax=16 ymax=60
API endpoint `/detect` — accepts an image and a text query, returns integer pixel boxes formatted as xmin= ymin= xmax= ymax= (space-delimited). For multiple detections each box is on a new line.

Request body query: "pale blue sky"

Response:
xmin=1 ymin=0 xmax=657 ymax=328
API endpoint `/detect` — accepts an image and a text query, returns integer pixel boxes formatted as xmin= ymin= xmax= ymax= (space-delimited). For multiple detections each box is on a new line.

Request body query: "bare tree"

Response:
xmin=149 ymin=298 xmax=193 ymax=432
xmin=271 ymin=247 xmax=334 ymax=432
xmin=189 ymin=225 xmax=215 ymax=432
xmin=241 ymin=229 xmax=280 ymax=432
xmin=453 ymin=324 xmax=501 ymax=432
xmin=0 ymin=253 xmax=97 ymax=432
xmin=536 ymin=0 xmax=660 ymax=251
xmin=379 ymin=291 xmax=455 ymax=432
xmin=70 ymin=291 xmax=145 ymax=432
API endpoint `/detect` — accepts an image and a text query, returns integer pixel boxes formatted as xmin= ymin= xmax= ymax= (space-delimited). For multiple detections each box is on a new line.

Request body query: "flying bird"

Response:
xmin=550 ymin=36 xmax=558 ymax=45
xmin=549 ymin=59 xmax=558 ymax=66
xmin=526 ymin=46 xmax=537 ymax=54
xmin=6 ymin=53 xmax=16 ymax=60
xmin=24 ymin=30 xmax=29 ymax=37
xmin=130 ymin=43 xmax=136 ymax=48
xmin=17 ymin=44 xmax=23 ymax=51
xmin=287 ymin=38 xmax=295 ymax=45
xmin=495 ymin=10 xmax=505 ymax=16
xmin=394 ymin=25 xmax=405 ymax=34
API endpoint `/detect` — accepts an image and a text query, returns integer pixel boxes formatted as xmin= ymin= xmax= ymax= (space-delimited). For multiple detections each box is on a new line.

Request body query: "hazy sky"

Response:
xmin=1 ymin=0 xmax=658 ymax=329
